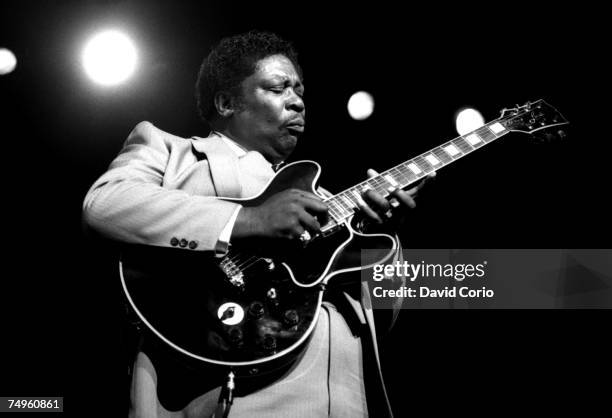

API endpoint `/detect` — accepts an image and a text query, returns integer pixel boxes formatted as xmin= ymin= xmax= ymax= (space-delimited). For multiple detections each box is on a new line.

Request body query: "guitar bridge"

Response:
xmin=219 ymin=257 xmax=245 ymax=288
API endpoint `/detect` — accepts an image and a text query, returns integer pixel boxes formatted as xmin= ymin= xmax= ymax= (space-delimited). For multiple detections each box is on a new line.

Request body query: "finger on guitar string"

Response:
xmin=361 ymin=188 xmax=392 ymax=222
xmin=362 ymin=168 xmax=396 ymax=221
xmin=388 ymin=187 xmax=416 ymax=209
xmin=356 ymin=198 xmax=384 ymax=224
xmin=406 ymin=171 xmax=436 ymax=196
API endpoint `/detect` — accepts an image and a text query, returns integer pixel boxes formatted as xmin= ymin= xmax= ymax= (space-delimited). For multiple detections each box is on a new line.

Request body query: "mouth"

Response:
xmin=285 ymin=124 xmax=304 ymax=133
xmin=285 ymin=119 xmax=305 ymax=133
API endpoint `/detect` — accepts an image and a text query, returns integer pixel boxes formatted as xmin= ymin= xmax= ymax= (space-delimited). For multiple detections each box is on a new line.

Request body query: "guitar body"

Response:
xmin=120 ymin=160 xmax=397 ymax=375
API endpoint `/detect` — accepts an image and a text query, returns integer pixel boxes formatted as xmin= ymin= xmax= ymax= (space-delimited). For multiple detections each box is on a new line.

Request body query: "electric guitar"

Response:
xmin=120 ymin=100 xmax=568 ymax=374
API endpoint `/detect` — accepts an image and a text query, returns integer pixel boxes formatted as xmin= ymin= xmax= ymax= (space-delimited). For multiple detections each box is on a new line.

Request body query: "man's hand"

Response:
xmin=357 ymin=169 xmax=435 ymax=232
xmin=233 ymin=189 xmax=328 ymax=243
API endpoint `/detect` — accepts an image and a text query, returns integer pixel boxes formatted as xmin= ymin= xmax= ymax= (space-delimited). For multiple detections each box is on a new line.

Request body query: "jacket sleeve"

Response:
xmin=82 ymin=121 xmax=241 ymax=252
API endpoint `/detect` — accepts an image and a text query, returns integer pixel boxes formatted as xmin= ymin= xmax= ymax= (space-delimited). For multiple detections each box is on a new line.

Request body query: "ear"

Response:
xmin=213 ymin=91 xmax=236 ymax=118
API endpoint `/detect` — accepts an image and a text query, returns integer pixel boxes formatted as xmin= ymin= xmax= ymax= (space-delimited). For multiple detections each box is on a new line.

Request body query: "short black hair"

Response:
xmin=195 ymin=30 xmax=302 ymax=126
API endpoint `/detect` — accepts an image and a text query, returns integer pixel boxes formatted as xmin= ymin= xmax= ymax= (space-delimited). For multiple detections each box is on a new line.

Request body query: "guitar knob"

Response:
xmin=283 ymin=309 xmax=299 ymax=326
xmin=262 ymin=335 xmax=277 ymax=351
xmin=217 ymin=302 xmax=244 ymax=326
xmin=249 ymin=301 xmax=264 ymax=319
xmin=267 ymin=288 xmax=280 ymax=309
xmin=228 ymin=327 xmax=243 ymax=347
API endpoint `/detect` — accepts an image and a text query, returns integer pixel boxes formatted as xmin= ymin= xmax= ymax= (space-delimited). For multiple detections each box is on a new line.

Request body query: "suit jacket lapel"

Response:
xmin=191 ymin=134 xmax=275 ymax=198
xmin=237 ymin=151 xmax=275 ymax=198
xmin=191 ymin=134 xmax=242 ymax=198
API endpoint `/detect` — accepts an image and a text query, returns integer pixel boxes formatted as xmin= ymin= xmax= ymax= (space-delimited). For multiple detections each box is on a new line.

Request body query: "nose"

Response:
xmin=286 ymin=89 xmax=305 ymax=113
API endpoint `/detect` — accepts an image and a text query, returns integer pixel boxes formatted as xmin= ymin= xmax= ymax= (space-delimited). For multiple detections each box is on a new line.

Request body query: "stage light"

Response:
xmin=82 ymin=30 xmax=137 ymax=86
xmin=455 ymin=108 xmax=485 ymax=136
xmin=0 ymin=48 xmax=17 ymax=75
xmin=347 ymin=91 xmax=374 ymax=121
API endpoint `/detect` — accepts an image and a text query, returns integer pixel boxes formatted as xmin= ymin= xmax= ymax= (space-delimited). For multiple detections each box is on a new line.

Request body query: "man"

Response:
xmin=83 ymin=30 xmax=430 ymax=417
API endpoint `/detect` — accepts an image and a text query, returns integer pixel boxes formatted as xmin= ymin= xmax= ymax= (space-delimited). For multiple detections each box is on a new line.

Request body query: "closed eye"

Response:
xmin=268 ymin=81 xmax=304 ymax=97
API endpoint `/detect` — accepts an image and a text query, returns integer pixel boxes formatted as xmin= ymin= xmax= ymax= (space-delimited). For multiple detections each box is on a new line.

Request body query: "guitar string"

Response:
xmin=224 ymin=106 xmax=553 ymax=274
xmin=229 ymin=115 xmax=513 ymax=271
xmin=325 ymin=103 xmax=549 ymax=223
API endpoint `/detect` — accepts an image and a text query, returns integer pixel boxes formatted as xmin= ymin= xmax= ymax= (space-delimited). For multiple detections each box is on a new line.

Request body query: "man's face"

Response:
xmin=230 ymin=54 xmax=305 ymax=163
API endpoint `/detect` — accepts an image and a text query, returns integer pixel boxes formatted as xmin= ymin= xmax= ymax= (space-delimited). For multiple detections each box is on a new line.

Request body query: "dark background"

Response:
xmin=0 ymin=0 xmax=609 ymax=415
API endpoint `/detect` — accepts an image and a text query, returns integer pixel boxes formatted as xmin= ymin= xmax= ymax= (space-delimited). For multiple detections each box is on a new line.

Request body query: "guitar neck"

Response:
xmin=323 ymin=118 xmax=511 ymax=225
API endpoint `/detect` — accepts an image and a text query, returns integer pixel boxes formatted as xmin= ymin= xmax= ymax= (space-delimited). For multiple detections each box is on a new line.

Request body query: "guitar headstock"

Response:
xmin=500 ymin=100 xmax=569 ymax=141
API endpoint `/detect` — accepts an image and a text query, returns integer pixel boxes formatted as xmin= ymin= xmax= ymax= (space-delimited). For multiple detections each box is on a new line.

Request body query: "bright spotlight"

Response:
xmin=348 ymin=91 xmax=374 ymax=121
xmin=455 ymin=108 xmax=485 ymax=136
xmin=0 ymin=48 xmax=17 ymax=75
xmin=82 ymin=30 xmax=137 ymax=86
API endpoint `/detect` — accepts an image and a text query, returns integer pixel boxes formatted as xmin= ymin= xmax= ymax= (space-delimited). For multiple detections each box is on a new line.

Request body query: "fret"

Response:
xmin=489 ymin=121 xmax=506 ymax=134
xmin=328 ymin=209 xmax=345 ymax=225
xmin=327 ymin=199 xmax=348 ymax=219
xmin=423 ymin=153 xmax=442 ymax=167
xmin=441 ymin=141 xmax=463 ymax=159
xmin=387 ymin=167 xmax=406 ymax=186
xmin=360 ymin=178 xmax=376 ymax=193
xmin=383 ymin=173 xmax=399 ymax=188
xmin=337 ymin=194 xmax=355 ymax=211
xmin=397 ymin=163 xmax=419 ymax=185
xmin=477 ymin=125 xmax=497 ymax=143
xmin=432 ymin=147 xmax=453 ymax=165
xmin=464 ymin=132 xmax=485 ymax=148
xmin=423 ymin=152 xmax=442 ymax=168
xmin=393 ymin=166 xmax=414 ymax=187
xmin=368 ymin=176 xmax=388 ymax=195
xmin=328 ymin=200 xmax=344 ymax=217
xmin=342 ymin=192 xmax=359 ymax=209
xmin=371 ymin=175 xmax=392 ymax=194
xmin=349 ymin=188 xmax=365 ymax=206
xmin=406 ymin=161 xmax=423 ymax=175
xmin=452 ymin=137 xmax=474 ymax=154
xmin=413 ymin=156 xmax=435 ymax=174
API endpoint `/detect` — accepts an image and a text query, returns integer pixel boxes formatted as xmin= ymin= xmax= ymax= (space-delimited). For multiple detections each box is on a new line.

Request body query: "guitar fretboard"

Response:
xmin=322 ymin=118 xmax=510 ymax=230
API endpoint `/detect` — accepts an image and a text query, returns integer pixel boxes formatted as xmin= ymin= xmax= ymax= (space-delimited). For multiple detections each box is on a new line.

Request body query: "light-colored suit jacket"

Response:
xmin=83 ymin=121 xmax=399 ymax=417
